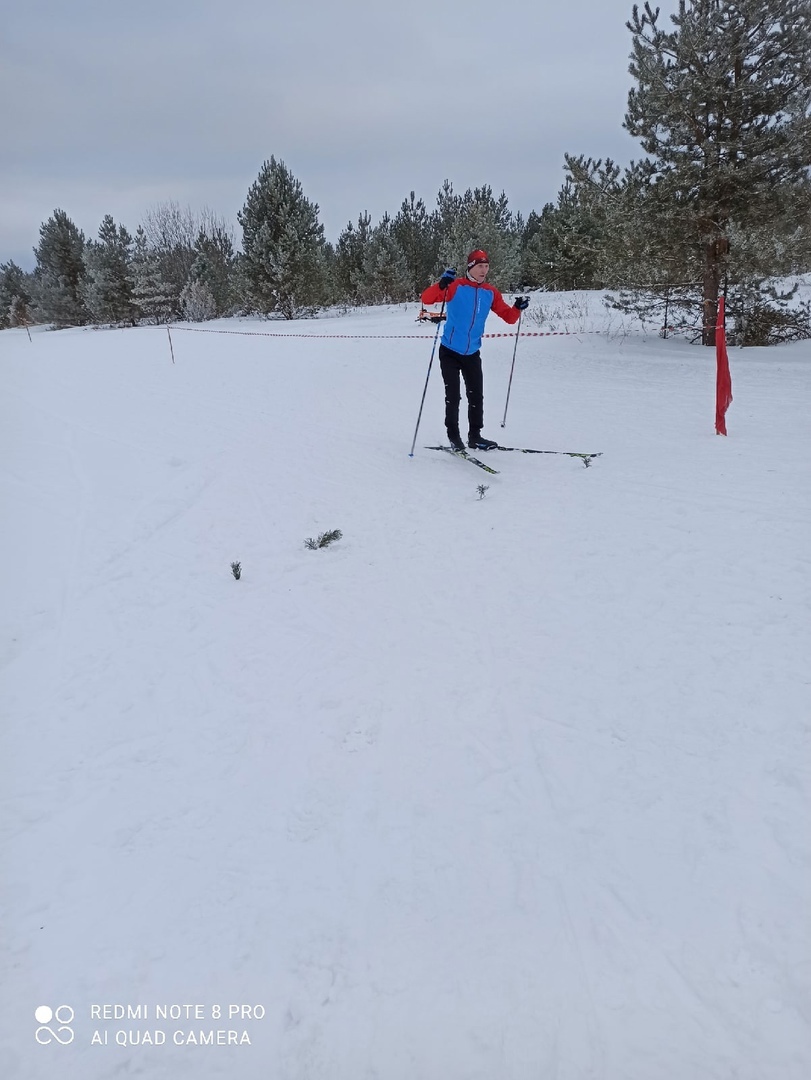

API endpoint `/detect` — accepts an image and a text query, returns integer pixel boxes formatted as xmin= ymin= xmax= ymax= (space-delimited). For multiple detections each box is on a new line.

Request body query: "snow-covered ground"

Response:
xmin=1 ymin=298 xmax=810 ymax=1080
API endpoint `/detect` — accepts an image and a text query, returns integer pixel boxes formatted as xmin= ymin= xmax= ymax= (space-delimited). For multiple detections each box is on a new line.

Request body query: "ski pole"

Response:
xmin=500 ymin=308 xmax=524 ymax=428
xmin=408 ymin=294 xmax=446 ymax=457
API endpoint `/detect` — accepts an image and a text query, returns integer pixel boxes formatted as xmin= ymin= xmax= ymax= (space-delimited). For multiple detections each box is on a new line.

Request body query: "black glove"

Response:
xmin=513 ymin=296 xmax=530 ymax=311
xmin=438 ymin=268 xmax=456 ymax=290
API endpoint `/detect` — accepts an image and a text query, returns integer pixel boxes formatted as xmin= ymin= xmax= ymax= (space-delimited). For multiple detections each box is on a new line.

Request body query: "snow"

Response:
xmin=1 ymin=299 xmax=810 ymax=1079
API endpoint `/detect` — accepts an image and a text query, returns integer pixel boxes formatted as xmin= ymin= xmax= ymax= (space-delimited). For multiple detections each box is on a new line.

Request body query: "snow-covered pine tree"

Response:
xmin=358 ymin=216 xmax=412 ymax=304
xmin=335 ymin=212 xmax=374 ymax=306
xmin=519 ymin=210 xmax=545 ymax=289
xmin=520 ymin=172 xmax=610 ymax=291
xmin=188 ymin=226 xmax=236 ymax=317
xmin=82 ymin=215 xmax=138 ymax=325
xmin=0 ymin=261 xmax=34 ymax=329
xmin=32 ymin=209 xmax=90 ymax=327
xmin=391 ymin=192 xmax=439 ymax=297
xmin=435 ymin=182 xmax=521 ymax=290
xmin=562 ymin=155 xmax=653 ymax=289
xmin=623 ymin=0 xmax=811 ymax=344
xmin=238 ymin=157 xmax=327 ymax=318
xmin=722 ymin=213 xmax=811 ymax=344
xmin=320 ymin=241 xmax=338 ymax=307
xmin=131 ymin=227 xmax=176 ymax=324
xmin=563 ymin=153 xmax=702 ymax=331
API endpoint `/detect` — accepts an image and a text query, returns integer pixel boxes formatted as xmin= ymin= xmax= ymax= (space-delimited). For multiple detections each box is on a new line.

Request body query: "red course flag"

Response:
xmin=715 ymin=296 xmax=733 ymax=435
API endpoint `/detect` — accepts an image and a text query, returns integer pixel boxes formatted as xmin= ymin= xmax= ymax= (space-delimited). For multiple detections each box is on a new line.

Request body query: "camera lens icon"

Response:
xmin=35 ymin=1005 xmax=74 ymax=1045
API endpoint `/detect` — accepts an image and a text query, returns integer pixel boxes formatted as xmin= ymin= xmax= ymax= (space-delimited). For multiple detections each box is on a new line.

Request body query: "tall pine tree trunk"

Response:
xmin=702 ymin=232 xmax=729 ymax=347
xmin=702 ymin=240 xmax=719 ymax=347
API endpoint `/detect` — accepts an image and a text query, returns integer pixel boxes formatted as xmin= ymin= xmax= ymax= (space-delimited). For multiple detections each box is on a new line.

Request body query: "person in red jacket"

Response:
xmin=421 ymin=249 xmax=529 ymax=451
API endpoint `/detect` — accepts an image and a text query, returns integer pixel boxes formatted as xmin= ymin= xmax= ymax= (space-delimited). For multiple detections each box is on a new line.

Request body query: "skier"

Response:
xmin=421 ymin=250 xmax=529 ymax=451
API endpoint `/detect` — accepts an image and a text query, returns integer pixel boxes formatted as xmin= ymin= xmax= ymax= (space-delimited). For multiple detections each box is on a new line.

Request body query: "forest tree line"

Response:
xmin=2 ymin=0 xmax=810 ymax=346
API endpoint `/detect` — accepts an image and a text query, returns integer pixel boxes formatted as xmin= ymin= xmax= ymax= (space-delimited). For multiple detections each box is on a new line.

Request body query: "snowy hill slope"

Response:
xmin=1 ymin=302 xmax=810 ymax=1080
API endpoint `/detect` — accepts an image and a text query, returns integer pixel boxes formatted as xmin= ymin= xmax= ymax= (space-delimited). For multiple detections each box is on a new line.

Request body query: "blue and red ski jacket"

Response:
xmin=421 ymin=275 xmax=520 ymax=355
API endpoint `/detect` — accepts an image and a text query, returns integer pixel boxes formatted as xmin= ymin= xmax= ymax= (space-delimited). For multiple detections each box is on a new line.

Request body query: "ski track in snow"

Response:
xmin=1 ymin=302 xmax=810 ymax=1080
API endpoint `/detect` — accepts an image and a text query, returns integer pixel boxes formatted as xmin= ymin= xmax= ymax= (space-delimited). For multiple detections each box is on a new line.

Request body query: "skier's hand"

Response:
xmin=439 ymin=268 xmax=456 ymax=290
xmin=513 ymin=296 xmax=530 ymax=310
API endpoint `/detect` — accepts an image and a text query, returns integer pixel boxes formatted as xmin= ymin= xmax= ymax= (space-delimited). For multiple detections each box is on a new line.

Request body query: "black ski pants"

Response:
xmin=439 ymin=343 xmax=484 ymax=438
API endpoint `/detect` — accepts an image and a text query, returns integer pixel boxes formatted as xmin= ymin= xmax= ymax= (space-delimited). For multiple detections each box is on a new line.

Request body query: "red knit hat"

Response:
xmin=467 ymin=249 xmax=489 ymax=269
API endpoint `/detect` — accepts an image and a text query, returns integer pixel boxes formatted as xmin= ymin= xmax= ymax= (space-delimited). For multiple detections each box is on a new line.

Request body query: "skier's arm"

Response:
xmin=489 ymin=288 xmax=522 ymax=325
xmin=421 ymin=282 xmax=442 ymax=305
xmin=421 ymin=269 xmax=457 ymax=305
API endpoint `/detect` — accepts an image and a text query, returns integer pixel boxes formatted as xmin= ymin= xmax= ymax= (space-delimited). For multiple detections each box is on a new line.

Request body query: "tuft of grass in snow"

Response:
xmin=523 ymin=291 xmax=653 ymax=339
xmin=524 ymin=294 xmax=593 ymax=333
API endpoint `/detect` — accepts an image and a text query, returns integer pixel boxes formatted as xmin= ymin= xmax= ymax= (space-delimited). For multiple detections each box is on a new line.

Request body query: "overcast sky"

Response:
xmin=1 ymin=0 xmax=678 ymax=269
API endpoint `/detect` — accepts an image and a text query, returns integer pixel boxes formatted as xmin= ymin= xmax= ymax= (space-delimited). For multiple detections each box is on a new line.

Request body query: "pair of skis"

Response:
xmin=425 ymin=445 xmax=603 ymax=473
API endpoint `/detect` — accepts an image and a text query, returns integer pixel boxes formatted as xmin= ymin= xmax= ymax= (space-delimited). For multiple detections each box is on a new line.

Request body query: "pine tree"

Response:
xmin=335 ymin=212 xmax=373 ymax=305
xmin=519 ymin=211 xmax=544 ymax=288
xmin=83 ymin=215 xmax=137 ymax=325
xmin=238 ymin=157 xmax=327 ymax=318
xmin=0 ymin=261 xmax=33 ymax=329
xmin=520 ymin=173 xmax=609 ymax=291
xmin=188 ymin=226 xmax=236 ymax=316
xmin=391 ymin=192 xmax=438 ymax=297
xmin=435 ymin=182 xmax=521 ymax=290
xmin=358 ymin=217 xmax=412 ymax=304
xmin=32 ymin=209 xmax=89 ymax=327
xmin=624 ymin=0 xmax=811 ymax=344
xmin=320 ymin=241 xmax=337 ymax=307
xmin=131 ymin=227 xmax=175 ymax=324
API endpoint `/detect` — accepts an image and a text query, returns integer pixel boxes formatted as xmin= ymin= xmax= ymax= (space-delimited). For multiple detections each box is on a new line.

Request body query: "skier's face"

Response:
xmin=468 ymin=261 xmax=489 ymax=283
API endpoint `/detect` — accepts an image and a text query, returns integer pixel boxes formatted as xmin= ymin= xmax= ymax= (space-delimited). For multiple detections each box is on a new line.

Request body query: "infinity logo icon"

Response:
xmin=35 ymin=1005 xmax=74 ymax=1045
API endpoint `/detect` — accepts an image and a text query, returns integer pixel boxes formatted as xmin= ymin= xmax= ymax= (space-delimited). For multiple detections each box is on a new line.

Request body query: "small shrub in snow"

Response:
xmin=477 ymin=484 xmax=489 ymax=499
xmin=304 ymin=529 xmax=343 ymax=550
xmin=9 ymin=294 xmax=31 ymax=328
xmin=180 ymin=280 xmax=217 ymax=322
xmin=230 ymin=561 xmax=241 ymax=580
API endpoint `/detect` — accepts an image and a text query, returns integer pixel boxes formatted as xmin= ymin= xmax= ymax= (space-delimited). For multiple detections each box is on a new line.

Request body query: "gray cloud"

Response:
xmin=1 ymin=0 xmax=676 ymax=267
